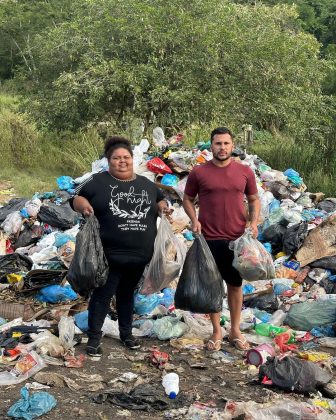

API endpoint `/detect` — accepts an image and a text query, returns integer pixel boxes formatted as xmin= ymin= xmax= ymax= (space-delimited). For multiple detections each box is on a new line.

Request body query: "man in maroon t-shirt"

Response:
xmin=183 ymin=127 xmax=260 ymax=351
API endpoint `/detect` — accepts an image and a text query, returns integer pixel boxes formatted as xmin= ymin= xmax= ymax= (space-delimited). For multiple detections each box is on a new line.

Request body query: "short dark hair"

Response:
xmin=210 ymin=127 xmax=234 ymax=142
xmin=104 ymin=136 xmax=133 ymax=160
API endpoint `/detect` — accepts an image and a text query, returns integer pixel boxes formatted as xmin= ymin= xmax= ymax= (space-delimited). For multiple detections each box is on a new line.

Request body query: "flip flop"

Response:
xmin=205 ymin=339 xmax=222 ymax=352
xmin=228 ymin=337 xmax=249 ymax=351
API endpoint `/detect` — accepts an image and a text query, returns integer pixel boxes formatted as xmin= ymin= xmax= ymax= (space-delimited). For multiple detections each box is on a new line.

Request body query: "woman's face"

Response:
xmin=109 ymin=147 xmax=133 ymax=177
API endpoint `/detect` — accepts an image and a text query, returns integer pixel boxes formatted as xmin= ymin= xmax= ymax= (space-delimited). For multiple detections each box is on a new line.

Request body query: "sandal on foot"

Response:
xmin=228 ymin=337 xmax=249 ymax=351
xmin=205 ymin=339 xmax=222 ymax=352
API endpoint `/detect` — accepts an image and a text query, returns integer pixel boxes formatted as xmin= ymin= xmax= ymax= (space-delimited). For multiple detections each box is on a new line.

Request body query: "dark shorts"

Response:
xmin=206 ymin=239 xmax=242 ymax=287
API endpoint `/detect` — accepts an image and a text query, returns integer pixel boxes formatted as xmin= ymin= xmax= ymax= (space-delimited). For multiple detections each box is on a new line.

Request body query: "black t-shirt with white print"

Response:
xmin=74 ymin=172 xmax=164 ymax=264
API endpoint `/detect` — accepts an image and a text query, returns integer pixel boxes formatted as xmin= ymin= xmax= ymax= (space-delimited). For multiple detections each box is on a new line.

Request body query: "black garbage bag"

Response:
xmin=0 ymin=198 xmax=27 ymax=223
xmin=265 ymin=181 xmax=291 ymax=200
xmin=316 ymin=199 xmax=336 ymax=214
xmin=259 ymin=356 xmax=332 ymax=393
xmin=38 ymin=202 xmax=78 ymax=229
xmin=282 ymin=222 xmax=308 ymax=255
xmin=0 ymin=253 xmax=32 ymax=282
xmin=320 ymin=278 xmax=336 ymax=294
xmin=311 ymin=256 xmax=336 ymax=270
xmin=262 ymin=224 xmax=287 ymax=249
xmin=244 ymin=292 xmax=279 ymax=313
xmin=67 ymin=215 xmax=108 ymax=297
xmin=20 ymin=269 xmax=66 ymax=292
xmin=174 ymin=234 xmax=225 ymax=313
xmin=232 ymin=147 xmax=246 ymax=160
xmin=12 ymin=224 xmax=44 ymax=251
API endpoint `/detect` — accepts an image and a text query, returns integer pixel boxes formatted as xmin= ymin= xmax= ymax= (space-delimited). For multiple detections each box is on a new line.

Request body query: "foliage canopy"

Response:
xmin=1 ymin=0 xmax=334 ymax=136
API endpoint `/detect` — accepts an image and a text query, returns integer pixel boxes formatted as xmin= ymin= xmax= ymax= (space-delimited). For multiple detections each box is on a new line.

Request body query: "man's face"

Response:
xmin=211 ymin=133 xmax=234 ymax=162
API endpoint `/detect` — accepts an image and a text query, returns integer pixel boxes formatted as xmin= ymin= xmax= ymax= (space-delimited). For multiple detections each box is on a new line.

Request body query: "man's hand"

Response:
xmin=191 ymin=219 xmax=202 ymax=234
xmin=249 ymin=222 xmax=259 ymax=239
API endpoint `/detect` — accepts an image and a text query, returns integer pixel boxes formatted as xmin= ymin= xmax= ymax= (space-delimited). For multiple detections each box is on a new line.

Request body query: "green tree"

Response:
xmin=11 ymin=0 xmax=334 ymax=136
xmin=0 ymin=0 xmax=75 ymax=79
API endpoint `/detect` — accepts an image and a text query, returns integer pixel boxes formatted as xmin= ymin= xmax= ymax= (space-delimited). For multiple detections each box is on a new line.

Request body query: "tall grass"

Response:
xmin=250 ymin=131 xmax=336 ymax=197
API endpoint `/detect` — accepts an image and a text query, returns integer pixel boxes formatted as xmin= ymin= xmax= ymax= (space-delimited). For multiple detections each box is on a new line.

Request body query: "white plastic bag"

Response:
xmin=58 ymin=316 xmax=76 ymax=352
xmin=25 ymin=198 xmax=42 ymax=217
xmin=31 ymin=330 xmax=65 ymax=357
xmin=1 ymin=211 xmax=23 ymax=235
xmin=230 ymin=230 xmax=275 ymax=281
xmin=141 ymin=216 xmax=187 ymax=294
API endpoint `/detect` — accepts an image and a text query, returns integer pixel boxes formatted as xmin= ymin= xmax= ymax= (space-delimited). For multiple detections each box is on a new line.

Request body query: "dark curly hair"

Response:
xmin=104 ymin=136 xmax=133 ymax=160
xmin=210 ymin=127 xmax=234 ymax=142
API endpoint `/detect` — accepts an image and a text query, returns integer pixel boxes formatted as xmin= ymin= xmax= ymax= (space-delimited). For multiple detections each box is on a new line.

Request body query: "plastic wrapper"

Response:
xmin=0 ymin=351 xmax=46 ymax=386
xmin=230 ymin=231 xmax=275 ymax=281
xmin=67 ymin=215 xmax=109 ymax=297
xmin=141 ymin=216 xmax=187 ymax=294
xmin=7 ymin=387 xmax=57 ymax=420
xmin=175 ymin=234 xmax=225 ymax=314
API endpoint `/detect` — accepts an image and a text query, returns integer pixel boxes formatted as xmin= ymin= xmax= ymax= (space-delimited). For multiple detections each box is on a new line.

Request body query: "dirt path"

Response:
xmin=0 ymin=336 xmax=321 ymax=419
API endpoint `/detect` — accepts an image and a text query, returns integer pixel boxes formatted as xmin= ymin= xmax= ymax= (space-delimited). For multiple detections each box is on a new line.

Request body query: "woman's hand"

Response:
xmin=73 ymin=196 xmax=94 ymax=217
xmin=158 ymin=200 xmax=174 ymax=222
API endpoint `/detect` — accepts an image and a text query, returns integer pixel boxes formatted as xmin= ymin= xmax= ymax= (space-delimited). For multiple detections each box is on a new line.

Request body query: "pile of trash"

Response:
xmin=0 ymin=127 xmax=336 ymax=418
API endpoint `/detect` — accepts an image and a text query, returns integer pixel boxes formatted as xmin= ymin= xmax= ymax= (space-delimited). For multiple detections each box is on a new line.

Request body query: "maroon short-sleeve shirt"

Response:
xmin=184 ymin=160 xmax=258 ymax=240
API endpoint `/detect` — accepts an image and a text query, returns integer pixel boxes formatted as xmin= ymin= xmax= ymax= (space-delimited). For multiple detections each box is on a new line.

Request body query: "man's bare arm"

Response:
xmin=182 ymin=193 xmax=201 ymax=233
xmin=246 ymin=193 xmax=260 ymax=238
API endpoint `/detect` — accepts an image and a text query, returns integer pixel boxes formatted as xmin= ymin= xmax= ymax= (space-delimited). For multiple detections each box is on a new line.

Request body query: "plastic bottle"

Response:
xmin=254 ymin=323 xmax=288 ymax=337
xmin=269 ymin=309 xmax=287 ymax=326
xmin=162 ymin=373 xmax=179 ymax=399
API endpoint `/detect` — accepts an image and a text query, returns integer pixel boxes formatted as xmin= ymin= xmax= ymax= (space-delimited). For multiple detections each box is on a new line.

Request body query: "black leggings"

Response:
xmin=87 ymin=259 xmax=146 ymax=342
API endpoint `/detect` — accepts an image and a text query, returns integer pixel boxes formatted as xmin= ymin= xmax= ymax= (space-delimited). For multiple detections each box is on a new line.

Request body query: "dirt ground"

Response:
xmin=0 ymin=334 xmax=330 ymax=420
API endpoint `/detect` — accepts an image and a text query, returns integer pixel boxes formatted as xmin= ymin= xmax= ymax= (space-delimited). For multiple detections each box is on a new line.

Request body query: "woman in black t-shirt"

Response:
xmin=72 ymin=136 xmax=170 ymax=357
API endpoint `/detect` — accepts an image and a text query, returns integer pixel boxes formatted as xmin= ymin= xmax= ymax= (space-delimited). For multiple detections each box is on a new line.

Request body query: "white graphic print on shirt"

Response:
xmin=109 ymin=185 xmax=151 ymax=232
